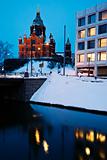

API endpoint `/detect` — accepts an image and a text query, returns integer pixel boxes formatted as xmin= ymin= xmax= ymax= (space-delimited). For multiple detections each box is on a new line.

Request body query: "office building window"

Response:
xmin=88 ymin=14 xmax=96 ymax=24
xmin=77 ymin=54 xmax=84 ymax=62
xmin=78 ymin=17 xmax=85 ymax=26
xmin=98 ymin=24 xmax=107 ymax=34
xmin=87 ymin=53 xmax=95 ymax=61
xmin=99 ymin=10 xmax=107 ymax=21
xmin=78 ymin=42 xmax=85 ymax=50
xmin=87 ymin=40 xmax=95 ymax=49
xmin=98 ymin=52 xmax=107 ymax=61
xmin=98 ymin=38 xmax=107 ymax=47
xmin=78 ymin=30 xmax=86 ymax=38
xmin=88 ymin=27 xmax=96 ymax=36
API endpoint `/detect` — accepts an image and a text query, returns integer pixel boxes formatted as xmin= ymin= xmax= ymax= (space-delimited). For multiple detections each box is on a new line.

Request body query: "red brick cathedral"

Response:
xmin=18 ymin=11 xmax=55 ymax=58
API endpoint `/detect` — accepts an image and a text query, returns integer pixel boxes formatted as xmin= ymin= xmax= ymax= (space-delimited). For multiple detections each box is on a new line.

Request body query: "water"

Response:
xmin=0 ymin=101 xmax=107 ymax=160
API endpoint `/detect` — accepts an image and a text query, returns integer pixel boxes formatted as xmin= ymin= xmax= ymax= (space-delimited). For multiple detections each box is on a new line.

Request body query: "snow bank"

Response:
xmin=30 ymin=73 xmax=107 ymax=112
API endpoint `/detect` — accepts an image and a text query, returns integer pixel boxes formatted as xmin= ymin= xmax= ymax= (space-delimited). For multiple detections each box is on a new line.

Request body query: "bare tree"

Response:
xmin=0 ymin=40 xmax=13 ymax=64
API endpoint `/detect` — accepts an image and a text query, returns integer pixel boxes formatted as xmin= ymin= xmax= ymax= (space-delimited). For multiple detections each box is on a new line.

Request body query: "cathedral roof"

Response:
xmin=33 ymin=11 xmax=44 ymax=26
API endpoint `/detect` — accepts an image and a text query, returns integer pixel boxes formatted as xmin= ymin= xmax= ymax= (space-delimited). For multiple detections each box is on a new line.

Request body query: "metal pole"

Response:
xmin=31 ymin=40 xmax=33 ymax=76
xmin=63 ymin=25 xmax=66 ymax=76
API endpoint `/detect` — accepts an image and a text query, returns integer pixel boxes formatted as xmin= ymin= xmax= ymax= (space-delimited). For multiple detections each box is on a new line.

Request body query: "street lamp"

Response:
xmin=31 ymin=39 xmax=33 ymax=77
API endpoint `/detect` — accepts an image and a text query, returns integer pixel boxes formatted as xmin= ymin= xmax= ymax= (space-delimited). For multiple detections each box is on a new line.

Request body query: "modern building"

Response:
xmin=75 ymin=2 xmax=107 ymax=76
xmin=18 ymin=11 xmax=55 ymax=58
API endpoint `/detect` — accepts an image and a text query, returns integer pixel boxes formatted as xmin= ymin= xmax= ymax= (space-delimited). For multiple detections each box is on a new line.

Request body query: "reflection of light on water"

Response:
xmin=43 ymin=140 xmax=49 ymax=154
xmin=35 ymin=129 xmax=40 ymax=144
xmin=86 ymin=130 xmax=94 ymax=142
xmin=85 ymin=147 xmax=91 ymax=156
xmin=96 ymin=133 xmax=106 ymax=143
xmin=75 ymin=129 xmax=84 ymax=139
xmin=99 ymin=149 xmax=106 ymax=159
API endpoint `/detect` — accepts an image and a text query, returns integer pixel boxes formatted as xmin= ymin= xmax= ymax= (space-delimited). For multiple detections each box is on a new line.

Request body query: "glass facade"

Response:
xmin=87 ymin=53 xmax=95 ymax=61
xmin=98 ymin=52 xmax=107 ymax=61
xmin=78 ymin=42 xmax=85 ymax=50
xmin=88 ymin=27 xmax=96 ymax=36
xmin=78 ymin=30 xmax=86 ymax=38
xmin=78 ymin=17 xmax=85 ymax=27
xmin=88 ymin=14 xmax=96 ymax=24
xmin=87 ymin=40 xmax=95 ymax=49
xmin=98 ymin=38 xmax=107 ymax=47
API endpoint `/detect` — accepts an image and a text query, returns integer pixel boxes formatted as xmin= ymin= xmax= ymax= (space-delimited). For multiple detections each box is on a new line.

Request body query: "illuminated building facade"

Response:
xmin=18 ymin=11 xmax=55 ymax=58
xmin=75 ymin=2 xmax=107 ymax=76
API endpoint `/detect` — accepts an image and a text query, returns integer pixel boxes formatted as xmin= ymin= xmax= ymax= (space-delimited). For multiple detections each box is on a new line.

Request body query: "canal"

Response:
xmin=0 ymin=101 xmax=107 ymax=160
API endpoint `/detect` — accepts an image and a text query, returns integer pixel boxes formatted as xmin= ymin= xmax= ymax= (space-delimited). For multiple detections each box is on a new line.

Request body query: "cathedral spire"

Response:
xmin=36 ymin=6 xmax=40 ymax=16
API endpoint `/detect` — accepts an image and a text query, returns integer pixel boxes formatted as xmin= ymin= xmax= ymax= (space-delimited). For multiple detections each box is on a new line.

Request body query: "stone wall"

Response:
xmin=0 ymin=78 xmax=46 ymax=102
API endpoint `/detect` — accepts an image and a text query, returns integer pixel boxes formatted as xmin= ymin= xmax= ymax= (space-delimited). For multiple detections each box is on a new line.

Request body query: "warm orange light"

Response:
xmin=99 ymin=150 xmax=106 ymax=159
xmin=75 ymin=129 xmax=84 ymax=139
xmin=46 ymin=42 xmax=49 ymax=46
xmin=43 ymin=140 xmax=49 ymax=154
xmin=86 ymin=130 xmax=94 ymax=142
xmin=38 ymin=47 xmax=41 ymax=50
xmin=96 ymin=133 xmax=106 ymax=143
xmin=35 ymin=129 xmax=40 ymax=145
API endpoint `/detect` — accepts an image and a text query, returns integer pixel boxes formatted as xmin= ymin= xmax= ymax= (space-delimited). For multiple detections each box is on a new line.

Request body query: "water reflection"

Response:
xmin=75 ymin=128 xmax=107 ymax=159
xmin=0 ymin=102 xmax=107 ymax=160
xmin=30 ymin=104 xmax=107 ymax=160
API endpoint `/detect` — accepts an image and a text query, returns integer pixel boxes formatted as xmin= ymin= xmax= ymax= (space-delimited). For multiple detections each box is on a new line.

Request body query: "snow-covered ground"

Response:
xmin=30 ymin=73 xmax=107 ymax=113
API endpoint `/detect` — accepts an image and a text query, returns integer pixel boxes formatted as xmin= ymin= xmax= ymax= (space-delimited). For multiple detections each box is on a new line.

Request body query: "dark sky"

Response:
xmin=0 ymin=0 xmax=106 ymax=57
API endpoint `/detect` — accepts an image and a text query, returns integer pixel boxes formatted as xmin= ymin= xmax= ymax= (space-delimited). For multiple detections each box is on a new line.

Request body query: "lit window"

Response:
xmin=88 ymin=14 xmax=96 ymax=24
xmin=98 ymin=38 xmax=107 ymax=47
xmin=87 ymin=40 xmax=95 ymax=49
xmin=78 ymin=17 xmax=85 ymax=26
xmin=78 ymin=42 xmax=85 ymax=50
xmin=99 ymin=10 xmax=107 ymax=21
xmin=87 ymin=53 xmax=95 ymax=61
xmin=98 ymin=52 xmax=107 ymax=61
xmin=88 ymin=27 xmax=96 ymax=36
xmin=77 ymin=54 xmax=84 ymax=62
xmin=78 ymin=30 xmax=85 ymax=38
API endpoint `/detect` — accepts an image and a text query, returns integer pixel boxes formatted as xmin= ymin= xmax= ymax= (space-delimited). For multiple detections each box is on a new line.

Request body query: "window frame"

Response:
xmin=78 ymin=29 xmax=86 ymax=38
xmin=78 ymin=41 xmax=85 ymax=50
xmin=77 ymin=54 xmax=85 ymax=62
xmin=88 ymin=14 xmax=96 ymax=24
xmin=98 ymin=52 xmax=107 ymax=61
xmin=78 ymin=17 xmax=85 ymax=27
xmin=87 ymin=40 xmax=95 ymax=49
xmin=87 ymin=53 xmax=95 ymax=62
xmin=88 ymin=27 xmax=96 ymax=37
xmin=98 ymin=38 xmax=107 ymax=48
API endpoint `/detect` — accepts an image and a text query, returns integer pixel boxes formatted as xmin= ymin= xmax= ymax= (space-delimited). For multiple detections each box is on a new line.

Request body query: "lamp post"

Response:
xmin=63 ymin=25 xmax=66 ymax=76
xmin=31 ymin=39 xmax=33 ymax=77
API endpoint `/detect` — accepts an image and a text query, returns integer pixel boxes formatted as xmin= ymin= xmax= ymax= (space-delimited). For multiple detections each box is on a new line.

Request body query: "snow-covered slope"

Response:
xmin=30 ymin=73 xmax=107 ymax=112
xmin=12 ymin=60 xmax=75 ymax=76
